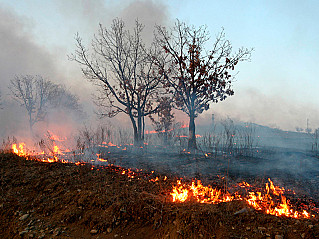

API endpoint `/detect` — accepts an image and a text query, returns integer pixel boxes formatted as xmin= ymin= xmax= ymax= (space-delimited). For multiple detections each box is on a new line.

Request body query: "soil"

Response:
xmin=1 ymin=152 xmax=319 ymax=239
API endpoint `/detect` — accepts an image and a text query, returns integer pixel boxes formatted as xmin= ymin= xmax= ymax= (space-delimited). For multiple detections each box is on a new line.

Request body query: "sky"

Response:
xmin=0 ymin=0 xmax=318 ymax=132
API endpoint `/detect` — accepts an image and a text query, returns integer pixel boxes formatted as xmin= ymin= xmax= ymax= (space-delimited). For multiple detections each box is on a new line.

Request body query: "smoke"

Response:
xmin=0 ymin=5 xmax=62 ymax=93
xmin=0 ymin=1 xmax=171 ymax=139
xmin=1 ymin=0 xmax=317 ymax=143
xmin=200 ymin=88 xmax=319 ymax=132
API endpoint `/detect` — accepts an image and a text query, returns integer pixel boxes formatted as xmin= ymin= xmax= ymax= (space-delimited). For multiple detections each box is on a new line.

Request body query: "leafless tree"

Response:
xmin=70 ymin=19 xmax=165 ymax=147
xmin=9 ymin=75 xmax=81 ymax=132
xmin=154 ymin=20 xmax=252 ymax=150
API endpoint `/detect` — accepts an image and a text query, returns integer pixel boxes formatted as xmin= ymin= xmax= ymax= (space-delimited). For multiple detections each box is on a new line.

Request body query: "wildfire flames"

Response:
xmin=170 ymin=178 xmax=312 ymax=219
xmin=9 ymin=135 xmax=317 ymax=220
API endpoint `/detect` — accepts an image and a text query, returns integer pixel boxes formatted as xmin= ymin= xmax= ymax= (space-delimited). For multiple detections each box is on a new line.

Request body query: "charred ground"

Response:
xmin=1 ymin=152 xmax=319 ymax=239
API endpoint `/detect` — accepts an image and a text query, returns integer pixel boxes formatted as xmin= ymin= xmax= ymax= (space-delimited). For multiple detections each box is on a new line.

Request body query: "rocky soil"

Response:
xmin=1 ymin=152 xmax=319 ymax=239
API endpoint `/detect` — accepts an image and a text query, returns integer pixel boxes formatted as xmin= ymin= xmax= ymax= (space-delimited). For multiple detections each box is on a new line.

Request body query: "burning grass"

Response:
xmin=1 ymin=150 xmax=319 ymax=238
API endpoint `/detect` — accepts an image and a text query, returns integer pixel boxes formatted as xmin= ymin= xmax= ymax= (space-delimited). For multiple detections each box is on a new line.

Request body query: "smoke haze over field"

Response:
xmin=0 ymin=0 xmax=319 ymax=135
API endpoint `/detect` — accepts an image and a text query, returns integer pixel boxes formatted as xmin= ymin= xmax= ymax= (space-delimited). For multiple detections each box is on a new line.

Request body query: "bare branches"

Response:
xmin=9 ymin=75 xmax=82 ymax=131
xmin=154 ymin=20 xmax=253 ymax=149
xmin=155 ymin=20 xmax=253 ymax=116
xmin=70 ymin=18 xmax=166 ymax=145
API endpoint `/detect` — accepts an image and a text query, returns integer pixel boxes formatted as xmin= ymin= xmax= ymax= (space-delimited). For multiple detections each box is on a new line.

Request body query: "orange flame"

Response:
xmin=48 ymin=130 xmax=67 ymax=142
xmin=170 ymin=179 xmax=311 ymax=219
xmin=12 ymin=143 xmax=27 ymax=156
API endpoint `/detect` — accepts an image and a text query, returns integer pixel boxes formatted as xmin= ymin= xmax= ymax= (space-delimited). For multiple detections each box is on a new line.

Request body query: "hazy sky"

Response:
xmin=1 ymin=0 xmax=318 ymax=131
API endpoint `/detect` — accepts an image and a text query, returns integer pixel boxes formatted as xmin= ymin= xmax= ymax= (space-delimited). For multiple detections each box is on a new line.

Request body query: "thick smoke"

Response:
xmin=0 ymin=1 xmax=171 ymax=140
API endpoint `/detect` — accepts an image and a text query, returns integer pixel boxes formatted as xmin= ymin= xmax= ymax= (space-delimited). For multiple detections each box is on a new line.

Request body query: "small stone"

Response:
xmin=107 ymin=227 xmax=112 ymax=233
xmin=115 ymin=221 xmax=120 ymax=226
xmin=90 ymin=229 xmax=98 ymax=234
xmin=301 ymin=233 xmax=306 ymax=238
xmin=275 ymin=235 xmax=283 ymax=239
xmin=53 ymin=228 xmax=61 ymax=236
xmin=258 ymin=227 xmax=266 ymax=231
xmin=19 ymin=231 xmax=28 ymax=236
xmin=19 ymin=214 xmax=29 ymax=221
xmin=199 ymin=233 xmax=203 ymax=238
xmin=234 ymin=208 xmax=248 ymax=215
xmin=114 ymin=234 xmax=119 ymax=238
xmin=246 ymin=227 xmax=251 ymax=231
xmin=219 ymin=221 xmax=222 ymax=226
xmin=293 ymin=229 xmax=297 ymax=233
xmin=308 ymin=224 xmax=313 ymax=229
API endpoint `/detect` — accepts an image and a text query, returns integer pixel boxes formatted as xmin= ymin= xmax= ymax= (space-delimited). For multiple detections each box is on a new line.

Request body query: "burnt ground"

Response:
xmin=1 ymin=152 xmax=319 ymax=239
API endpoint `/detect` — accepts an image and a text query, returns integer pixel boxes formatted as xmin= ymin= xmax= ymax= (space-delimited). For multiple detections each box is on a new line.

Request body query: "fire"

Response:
xmin=171 ymin=180 xmax=237 ymax=204
xmin=8 ymin=135 xmax=314 ymax=220
xmin=171 ymin=180 xmax=189 ymax=202
xmin=170 ymin=179 xmax=312 ymax=219
xmin=101 ymin=141 xmax=116 ymax=147
xmin=47 ymin=130 xmax=67 ymax=142
xmin=245 ymin=179 xmax=308 ymax=218
xmin=12 ymin=143 xmax=27 ymax=156
xmin=53 ymin=145 xmax=62 ymax=154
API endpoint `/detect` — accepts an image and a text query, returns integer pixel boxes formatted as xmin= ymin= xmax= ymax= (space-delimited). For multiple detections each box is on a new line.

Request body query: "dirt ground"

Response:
xmin=1 ymin=152 xmax=319 ymax=239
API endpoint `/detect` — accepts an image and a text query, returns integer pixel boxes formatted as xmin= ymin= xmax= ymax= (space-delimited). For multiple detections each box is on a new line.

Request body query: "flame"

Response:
xmin=53 ymin=145 xmax=62 ymax=155
xmin=48 ymin=130 xmax=67 ymax=142
xmin=12 ymin=143 xmax=27 ymax=156
xmin=171 ymin=180 xmax=189 ymax=202
xmin=170 ymin=179 xmax=311 ymax=219
xmin=171 ymin=180 xmax=236 ymax=204
xmin=9 ymin=135 xmax=314 ymax=220
xmin=108 ymin=142 xmax=116 ymax=147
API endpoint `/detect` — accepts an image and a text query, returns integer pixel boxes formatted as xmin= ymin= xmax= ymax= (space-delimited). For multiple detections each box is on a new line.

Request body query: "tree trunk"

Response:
xmin=188 ymin=112 xmax=197 ymax=150
xmin=133 ymin=109 xmax=144 ymax=147
xmin=29 ymin=113 xmax=34 ymax=135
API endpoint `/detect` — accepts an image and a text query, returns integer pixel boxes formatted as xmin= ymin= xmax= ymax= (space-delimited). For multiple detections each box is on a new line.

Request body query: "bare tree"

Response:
xmin=70 ymin=19 xmax=165 ymax=147
xmin=154 ymin=20 xmax=252 ymax=150
xmin=9 ymin=75 xmax=81 ymax=132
